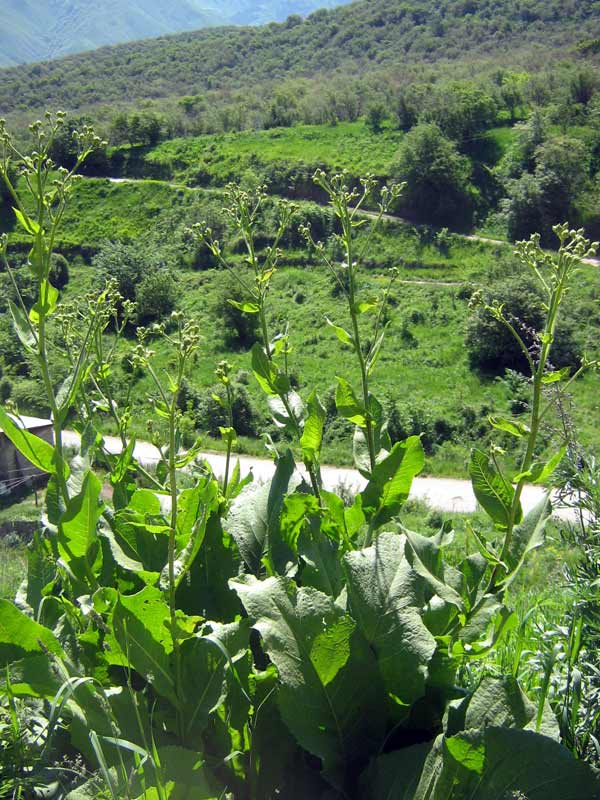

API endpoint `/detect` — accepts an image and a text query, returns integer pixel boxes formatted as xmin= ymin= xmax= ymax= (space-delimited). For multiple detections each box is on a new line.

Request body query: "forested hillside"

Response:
xmin=0 ymin=0 xmax=597 ymax=115
xmin=0 ymin=0 xmax=353 ymax=67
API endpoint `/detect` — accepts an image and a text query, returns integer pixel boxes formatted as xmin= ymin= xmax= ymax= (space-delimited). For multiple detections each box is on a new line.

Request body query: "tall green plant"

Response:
xmin=0 ymin=116 xmax=598 ymax=800
xmin=467 ymin=224 xmax=599 ymax=600
xmin=193 ymin=185 xmax=325 ymax=501
xmin=0 ymin=112 xmax=104 ymax=504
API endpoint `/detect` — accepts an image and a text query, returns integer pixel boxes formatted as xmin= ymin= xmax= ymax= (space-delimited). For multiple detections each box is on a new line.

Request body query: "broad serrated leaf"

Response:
xmin=542 ymin=366 xmax=570 ymax=384
xmin=366 ymin=727 xmax=599 ymax=799
xmin=225 ymin=450 xmax=300 ymax=574
xmin=353 ymin=298 xmax=378 ymax=314
xmin=177 ymin=635 xmax=228 ymax=739
xmin=488 ymin=415 xmax=529 ymax=437
xmin=231 ymin=575 xmax=386 ymax=786
xmin=469 ymin=448 xmax=521 ymax=529
xmin=462 ymin=676 xmax=560 ymax=740
xmin=251 ymin=342 xmax=278 ymax=396
xmin=366 ymin=327 xmax=387 ymax=376
xmin=8 ymin=299 xmax=36 ymax=351
xmin=501 ymin=494 xmax=551 ymax=589
xmin=267 ymin=391 xmax=304 ymax=430
xmin=227 ymin=299 xmax=260 ymax=313
xmin=58 ymin=471 xmax=103 ymax=561
xmin=29 ymin=279 xmax=59 ymax=323
xmin=109 ymin=586 xmax=177 ymax=704
xmin=343 ymin=533 xmax=436 ymax=705
xmin=514 ymin=447 xmax=567 ymax=485
xmin=13 ymin=207 xmax=39 ymax=235
xmin=455 ymin=596 xmax=517 ymax=659
xmin=0 ymin=600 xmax=64 ymax=666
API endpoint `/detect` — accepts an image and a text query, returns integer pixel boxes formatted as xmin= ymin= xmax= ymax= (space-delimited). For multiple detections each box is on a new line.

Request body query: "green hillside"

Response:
xmin=0 ymin=0 xmax=598 ymax=115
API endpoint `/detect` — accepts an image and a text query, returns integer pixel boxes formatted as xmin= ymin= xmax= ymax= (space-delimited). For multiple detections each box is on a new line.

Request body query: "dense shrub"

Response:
xmin=92 ymin=239 xmax=176 ymax=321
xmin=392 ymin=123 xmax=477 ymax=227
xmin=179 ymin=376 xmax=261 ymax=438
xmin=135 ymin=269 xmax=177 ymax=323
xmin=214 ymin=275 xmax=261 ymax=349
xmin=49 ymin=253 xmax=70 ymax=290
xmin=465 ymin=274 xmax=581 ymax=374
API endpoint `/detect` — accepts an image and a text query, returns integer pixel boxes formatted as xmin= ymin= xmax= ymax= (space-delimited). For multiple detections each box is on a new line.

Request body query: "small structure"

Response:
xmin=0 ymin=415 xmax=53 ymax=498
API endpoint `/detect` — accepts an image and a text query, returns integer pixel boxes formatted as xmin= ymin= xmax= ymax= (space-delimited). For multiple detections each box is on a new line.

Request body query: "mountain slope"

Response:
xmin=0 ymin=0 xmax=353 ymax=67
xmin=0 ymin=0 xmax=598 ymax=115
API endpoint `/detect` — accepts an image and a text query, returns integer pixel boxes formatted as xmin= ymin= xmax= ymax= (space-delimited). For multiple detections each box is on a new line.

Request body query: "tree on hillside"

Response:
xmin=502 ymin=172 xmax=544 ymax=242
xmin=391 ymin=123 xmax=476 ymax=226
xmin=421 ymin=81 xmax=498 ymax=147
xmin=502 ymin=133 xmax=590 ymax=242
xmin=92 ymin=239 xmax=175 ymax=321
xmin=265 ymin=87 xmax=301 ymax=129
xmin=500 ymin=71 xmax=528 ymax=122
xmin=466 ymin=274 xmax=581 ymax=375
xmin=365 ymin=102 xmax=387 ymax=134
xmin=110 ymin=112 xmax=130 ymax=146
xmin=535 ymin=135 xmax=591 ymax=230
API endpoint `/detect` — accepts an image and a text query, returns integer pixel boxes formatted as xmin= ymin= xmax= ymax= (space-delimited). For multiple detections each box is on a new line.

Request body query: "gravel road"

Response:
xmin=62 ymin=430 xmax=572 ymax=519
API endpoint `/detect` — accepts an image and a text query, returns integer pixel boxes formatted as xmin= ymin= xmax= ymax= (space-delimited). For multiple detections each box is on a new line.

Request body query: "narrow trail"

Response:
xmin=104 ymin=176 xmax=600 ymax=268
xmin=61 ymin=429 xmax=574 ymax=520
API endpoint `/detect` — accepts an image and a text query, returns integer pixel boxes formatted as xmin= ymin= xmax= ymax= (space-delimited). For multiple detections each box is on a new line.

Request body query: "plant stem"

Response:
xmin=343 ymin=210 xmax=377 ymax=474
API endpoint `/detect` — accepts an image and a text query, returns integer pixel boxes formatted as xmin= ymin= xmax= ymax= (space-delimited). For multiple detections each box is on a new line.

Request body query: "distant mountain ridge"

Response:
xmin=0 ymin=0 xmax=353 ymax=66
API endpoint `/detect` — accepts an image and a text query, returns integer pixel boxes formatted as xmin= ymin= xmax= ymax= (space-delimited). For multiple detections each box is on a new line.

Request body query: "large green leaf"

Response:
xmin=109 ymin=586 xmax=177 ymax=705
xmin=58 ymin=471 xmax=103 ymax=561
xmin=361 ymin=436 xmax=424 ymax=526
xmin=176 ymin=515 xmax=241 ymax=622
xmin=364 ymin=727 xmax=599 ymax=799
xmin=251 ymin=342 xmax=289 ymax=396
xmin=469 ymin=448 xmax=521 ymax=529
xmin=231 ymin=575 xmax=386 ymax=788
xmin=250 ymin=666 xmax=330 ymax=800
xmin=225 ymin=450 xmax=300 ymax=574
xmin=335 ymin=376 xmax=366 ymax=427
xmin=8 ymin=299 xmax=36 ymax=352
xmin=446 ymin=676 xmax=559 ymax=740
xmin=343 ymin=533 xmax=436 ymax=706
xmin=455 ymin=595 xmax=517 ymax=659
xmin=300 ymin=389 xmax=326 ymax=465
xmin=298 ymin=514 xmax=344 ymax=598
xmin=0 ymin=599 xmax=64 ymax=666
xmin=403 ymin=528 xmax=463 ymax=612
xmin=0 ymin=405 xmax=58 ymax=475
xmin=30 ymin=279 xmax=59 ymax=323
xmin=178 ymin=636 xmax=228 ymax=740
xmin=129 ymin=745 xmax=222 ymax=799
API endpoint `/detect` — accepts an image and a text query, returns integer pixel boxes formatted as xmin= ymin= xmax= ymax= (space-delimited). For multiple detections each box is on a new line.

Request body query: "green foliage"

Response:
xmin=465 ymin=273 xmax=582 ymax=374
xmin=1 ymin=118 xmax=600 ymax=800
xmin=420 ymin=80 xmax=498 ymax=147
xmin=92 ymin=239 xmax=176 ymax=321
xmin=0 ymin=0 xmax=597 ymax=117
xmin=392 ymin=123 xmax=476 ymax=226
xmin=135 ymin=269 xmax=177 ymax=323
xmin=214 ymin=275 xmax=261 ymax=350
xmin=50 ymin=253 xmax=70 ymax=290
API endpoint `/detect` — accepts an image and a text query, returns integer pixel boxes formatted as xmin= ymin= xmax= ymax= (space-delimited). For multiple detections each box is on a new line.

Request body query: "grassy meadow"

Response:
xmin=2 ymin=159 xmax=599 ymax=477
